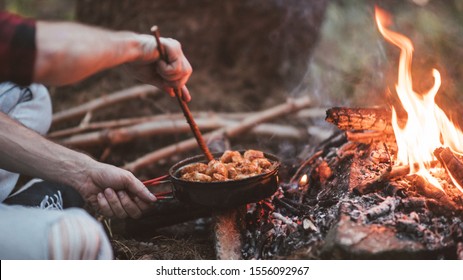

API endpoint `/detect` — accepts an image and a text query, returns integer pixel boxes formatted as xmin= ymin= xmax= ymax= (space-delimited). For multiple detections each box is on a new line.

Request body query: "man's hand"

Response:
xmin=76 ymin=162 xmax=156 ymax=219
xmin=128 ymin=36 xmax=193 ymax=102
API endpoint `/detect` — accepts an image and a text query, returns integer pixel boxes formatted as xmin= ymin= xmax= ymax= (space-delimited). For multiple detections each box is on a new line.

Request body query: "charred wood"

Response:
xmin=273 ymin=197 xmax=300 ymax=215
xmin=409 ymin=175 xmax=460 ymax=212
xmin=345 ymin=130 xmax=395 ymax=143
xmin=366 ymin=196 xmax=400 ymax=220
xmin=272 ymin=212 xmax=298 ymax=230
xmin=325 ymin=107 xmax=394 ymax=133
xmin=434 ymin=147 xmax=463 ymax=193
xmin=354 ymin=162 xmax=439 ymax=195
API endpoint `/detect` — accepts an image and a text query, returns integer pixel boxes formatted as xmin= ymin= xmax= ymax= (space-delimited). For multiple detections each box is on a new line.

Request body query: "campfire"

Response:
xmin=238 ymin=6 xmax=463 ymax=260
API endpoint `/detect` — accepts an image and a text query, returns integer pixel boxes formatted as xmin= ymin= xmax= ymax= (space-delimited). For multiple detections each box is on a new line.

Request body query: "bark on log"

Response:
xmin=346 ymin=131 xmax=396 ymax=143
xmin=434 ymin=147 xmax=463 ymax=193
xmin=326 ymin=107 xmax=395 ymax=133
xmin=123 ymin=97 xmax=311 ymax=172
xmin=52 ymin=85 xmax=159 ymax=125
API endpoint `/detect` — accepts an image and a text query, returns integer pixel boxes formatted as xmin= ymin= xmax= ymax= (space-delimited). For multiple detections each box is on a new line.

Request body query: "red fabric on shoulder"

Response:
xmin=0 ymin=11 xmax=36 ymax=85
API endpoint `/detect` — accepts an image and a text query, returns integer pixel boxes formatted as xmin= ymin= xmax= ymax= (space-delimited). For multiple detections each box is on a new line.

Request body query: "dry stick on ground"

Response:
xmin=55 ymin=117 xmax=304 ymax=148
xmin=49 ymin=112 xmax=242 ymax=139
xmin=58 ymin=117 xmax=228 ymax=148
xmin=50 ymin=108 xmax=325 ymax=139
xmin=52 ymin=84 xmax=160 ymax=125
xmin=123 ymin=96 xmax=311 ymax=173
xmin=48 ymin=114 xmax=185 ymax=139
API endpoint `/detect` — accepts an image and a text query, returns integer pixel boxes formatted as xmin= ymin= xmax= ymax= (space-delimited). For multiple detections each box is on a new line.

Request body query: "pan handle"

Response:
xmin=142 ymin=175 xmax=174 ymax=201
xmin=142 ymin=174 xmax=169 ymax=186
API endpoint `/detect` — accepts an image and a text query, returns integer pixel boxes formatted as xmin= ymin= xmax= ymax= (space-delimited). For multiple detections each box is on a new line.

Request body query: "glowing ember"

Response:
xmin=299 ymin=174 xmax=308 ymax=186
xmin=375 ymin=6 xmax=463 ymax=193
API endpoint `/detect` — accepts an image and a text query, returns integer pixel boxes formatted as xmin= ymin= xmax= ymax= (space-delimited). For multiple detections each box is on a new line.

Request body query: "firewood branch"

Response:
xmin=52 ymin=84 xmax=160 ymax=125
xmin=123 ymin=96 xmax=311 ymax=172
xmin=55 ymin=118 xmax=304 ymax=148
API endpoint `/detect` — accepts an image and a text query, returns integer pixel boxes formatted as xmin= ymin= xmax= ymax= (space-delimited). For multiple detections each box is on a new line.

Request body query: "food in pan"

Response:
xmin=179 ymin=150 xmax=275 ymax=182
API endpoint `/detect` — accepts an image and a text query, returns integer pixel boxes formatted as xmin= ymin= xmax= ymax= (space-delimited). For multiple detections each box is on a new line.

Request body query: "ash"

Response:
xmin=241 ymin=134 xmax=463 ymax=259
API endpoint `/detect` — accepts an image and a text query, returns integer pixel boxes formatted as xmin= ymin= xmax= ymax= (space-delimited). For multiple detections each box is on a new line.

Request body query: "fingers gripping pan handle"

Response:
xmin=143 ymin=175 xmax=174 ymax=200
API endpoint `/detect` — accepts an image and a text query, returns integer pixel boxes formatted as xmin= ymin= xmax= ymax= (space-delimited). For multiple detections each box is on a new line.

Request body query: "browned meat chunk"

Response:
xmin=181 ymin=171 xmax=212 ymax=182
xmin=206 ymin=159 xmax=228 ymax=178
xmin=180 ymin=162 xmax=208 ymax=175
xmin=243 ymin=150 xmax=264 ymax=161
xmin=179 ymin=150 xmax=273 ymax=182
xmin=220 ymin=150 xmax=242 ymax=163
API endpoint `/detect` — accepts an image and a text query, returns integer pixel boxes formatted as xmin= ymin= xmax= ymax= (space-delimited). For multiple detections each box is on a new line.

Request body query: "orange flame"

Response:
xmin=375 ymin=6 xmax=463 ymax=193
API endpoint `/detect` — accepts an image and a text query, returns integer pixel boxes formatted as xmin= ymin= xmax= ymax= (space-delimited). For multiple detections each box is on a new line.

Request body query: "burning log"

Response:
xmin=354 ymin=161 xmax=439 ymax=195
xmin=345 ymin=131 xmax=395 ymax=143
xmin=434 ymin=147 xmax=463 ymax=193
xmin=325 ymin=107 xmax=394 ymax=133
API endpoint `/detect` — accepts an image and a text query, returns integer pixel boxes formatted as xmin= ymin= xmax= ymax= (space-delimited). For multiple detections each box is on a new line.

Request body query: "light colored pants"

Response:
xmin=0 ymin=204 xmax=113 ymax=259
xmin=0 ymin=82 xmax=52 ymax=201
xmin=0 ymin=83 xmax=113 ymax=259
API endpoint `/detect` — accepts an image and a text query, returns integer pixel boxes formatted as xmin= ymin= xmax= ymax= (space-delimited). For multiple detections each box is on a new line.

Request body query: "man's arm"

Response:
xmin=0 ymin=112 xmax=156 ymax=218
xmin=34 ymin=21 xmax=192 ymax=100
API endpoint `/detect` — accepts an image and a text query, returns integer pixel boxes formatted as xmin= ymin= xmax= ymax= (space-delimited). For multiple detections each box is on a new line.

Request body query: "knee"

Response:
xmin=48 ymin=209 xmax=113 ymax=260
xmin=20 ymin=84 xmax=52 ymax=135
xmin=0 ymin=82 xmax=52 ymax=135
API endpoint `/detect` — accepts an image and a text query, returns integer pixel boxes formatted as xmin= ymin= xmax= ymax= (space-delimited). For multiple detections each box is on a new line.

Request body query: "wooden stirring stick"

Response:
xmin=151 ymin=26 xmax=214 ymax=162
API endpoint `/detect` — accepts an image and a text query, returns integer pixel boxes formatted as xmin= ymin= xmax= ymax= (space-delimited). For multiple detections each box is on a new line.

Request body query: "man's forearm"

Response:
xmin=34 ymin=21 xmax=159 ymax=86
xmin=0 ymin=112 xmax=93 ymax=188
